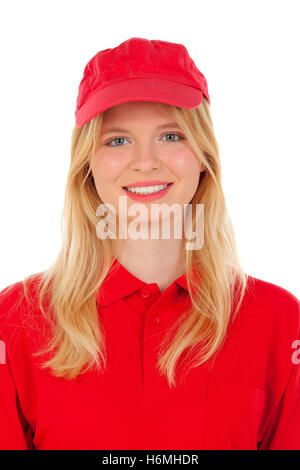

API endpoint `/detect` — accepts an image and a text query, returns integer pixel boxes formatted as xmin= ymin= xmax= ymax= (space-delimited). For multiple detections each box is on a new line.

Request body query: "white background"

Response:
xmin=0 ymin=0 xmax=299 ymax=297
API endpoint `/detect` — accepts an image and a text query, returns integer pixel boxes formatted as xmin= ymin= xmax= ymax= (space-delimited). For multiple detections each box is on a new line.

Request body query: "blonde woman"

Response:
xmin=0 ymin=37 xmax=299 ymax=450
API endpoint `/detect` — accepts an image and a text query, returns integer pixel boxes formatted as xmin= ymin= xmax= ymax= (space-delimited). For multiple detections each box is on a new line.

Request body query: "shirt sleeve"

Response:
xmin=258 ymin=299 xmax=300 ymax=450
xmin=0 ymin=334 xmax=33 ymax=450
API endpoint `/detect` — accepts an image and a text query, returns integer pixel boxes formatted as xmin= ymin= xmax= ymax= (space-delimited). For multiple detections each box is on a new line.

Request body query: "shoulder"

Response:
xmin=241 ymin=274 xmax=300 ymax=338
xmin=0 ymin=280 xmax=26 ymax=319
xmin=245 ymin=274 xmax=299 ymax=306
xmin=245 ymin=274 xmax=299 ymax=310
xmin=0 ymin=275 xmax=45 ymax=347
xmin=0 ymin=272 xmax=45 ymax=305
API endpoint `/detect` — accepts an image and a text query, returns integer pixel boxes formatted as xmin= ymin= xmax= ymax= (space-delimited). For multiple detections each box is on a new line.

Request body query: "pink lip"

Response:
xmin=123 ymin=180 xmax=172 ymax=188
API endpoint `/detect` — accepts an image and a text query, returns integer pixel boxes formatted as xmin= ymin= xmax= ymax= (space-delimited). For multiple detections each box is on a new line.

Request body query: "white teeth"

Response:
xmin=125 ymin=184 xmax=169 ymax=194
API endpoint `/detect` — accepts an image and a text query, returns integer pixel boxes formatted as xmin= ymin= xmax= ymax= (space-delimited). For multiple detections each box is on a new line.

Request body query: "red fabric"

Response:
xmin=75 ymin=37 xmax=210 ymax=127
xmin=0 ymin=260 xmax=299 ymax=450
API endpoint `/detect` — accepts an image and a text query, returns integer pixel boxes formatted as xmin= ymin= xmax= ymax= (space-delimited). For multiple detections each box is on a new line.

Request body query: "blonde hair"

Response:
xmin=4 ymin=99 xmax=249 ymax=388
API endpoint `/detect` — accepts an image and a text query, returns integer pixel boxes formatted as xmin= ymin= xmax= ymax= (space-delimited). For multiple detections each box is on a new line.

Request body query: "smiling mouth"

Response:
xmin=122 ymin=183 xmax=173 ymax=194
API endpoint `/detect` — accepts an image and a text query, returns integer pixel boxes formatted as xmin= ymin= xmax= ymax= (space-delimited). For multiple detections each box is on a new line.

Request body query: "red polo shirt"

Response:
xmin=0 ymin=259 xmax=299 ymax=450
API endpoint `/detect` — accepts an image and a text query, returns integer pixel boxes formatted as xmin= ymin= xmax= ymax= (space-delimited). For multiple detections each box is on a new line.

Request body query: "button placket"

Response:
xmin=139 ymin=284 xmax=172 ymax=388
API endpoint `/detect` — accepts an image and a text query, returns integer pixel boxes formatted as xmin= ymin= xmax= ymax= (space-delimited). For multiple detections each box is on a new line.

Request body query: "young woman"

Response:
xmin=0 ymin=37 xmax=299 ymax=450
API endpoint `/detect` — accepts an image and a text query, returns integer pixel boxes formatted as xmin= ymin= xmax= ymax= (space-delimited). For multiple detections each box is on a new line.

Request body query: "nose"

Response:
xmin=129 ymin=143 xmax=163 ymax=172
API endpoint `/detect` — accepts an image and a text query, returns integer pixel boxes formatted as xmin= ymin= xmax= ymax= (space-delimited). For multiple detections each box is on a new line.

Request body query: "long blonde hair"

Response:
xmin=3 ymin=98 xmax=249 ymax=388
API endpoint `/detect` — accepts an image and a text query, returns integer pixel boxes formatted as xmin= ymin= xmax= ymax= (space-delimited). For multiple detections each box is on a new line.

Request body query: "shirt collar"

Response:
xmin=96 ymin=258 xmax=188 ymax=307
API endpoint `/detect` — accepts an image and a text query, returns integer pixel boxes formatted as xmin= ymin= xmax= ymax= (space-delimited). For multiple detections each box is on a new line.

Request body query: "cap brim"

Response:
xmin=75 ymin=76 xmax=206 ymax=127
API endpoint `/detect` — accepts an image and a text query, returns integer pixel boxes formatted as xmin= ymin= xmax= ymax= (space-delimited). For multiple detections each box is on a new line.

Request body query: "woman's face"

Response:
xmin=91 ymin=101 xmax=205 ymax=226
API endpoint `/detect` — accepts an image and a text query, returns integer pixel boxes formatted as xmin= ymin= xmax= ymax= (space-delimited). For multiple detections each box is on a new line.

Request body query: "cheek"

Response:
xmin=92 ymin=152 xmax=127 ymax=185
xmin=91 ymin=152 xmax=129 ymax=205
xmin=169 ymin=151 xmax=201 ymax=180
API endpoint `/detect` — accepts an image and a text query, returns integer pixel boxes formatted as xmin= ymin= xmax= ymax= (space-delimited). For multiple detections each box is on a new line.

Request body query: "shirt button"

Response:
xmin=140 ymin=287 xmax=151 ymax=298
xmin=152 ymin=316 xmax=160 ymax=326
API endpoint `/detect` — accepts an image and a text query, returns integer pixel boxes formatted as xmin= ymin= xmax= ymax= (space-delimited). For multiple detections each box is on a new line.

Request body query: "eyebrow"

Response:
xmin=101 ymin=122 xmax=181 ymax=135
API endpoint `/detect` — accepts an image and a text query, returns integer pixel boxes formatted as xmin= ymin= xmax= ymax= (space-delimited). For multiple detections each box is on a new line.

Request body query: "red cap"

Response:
xmin=75 ymin=37 xmax=210 ymax=127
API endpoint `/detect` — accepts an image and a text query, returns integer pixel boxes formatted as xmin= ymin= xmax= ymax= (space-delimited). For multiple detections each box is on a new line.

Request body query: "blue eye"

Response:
xmin=162 ymin=132 xmax=182 ymax=142
xmin=106 ymin=132 xmax=183 ymax=147
xmin=106 ymin=137 xmax=129 ymax=146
